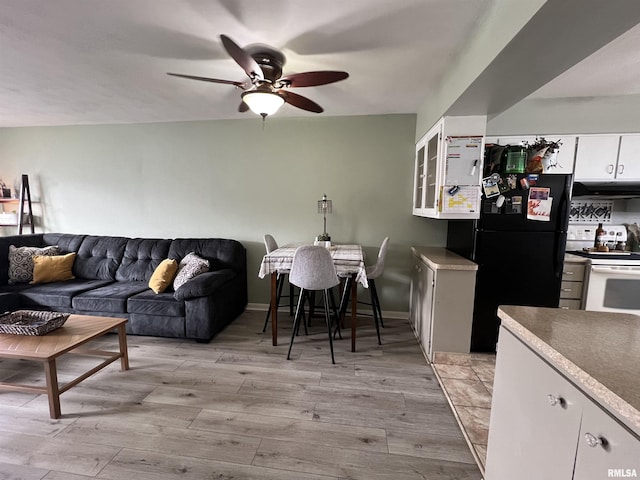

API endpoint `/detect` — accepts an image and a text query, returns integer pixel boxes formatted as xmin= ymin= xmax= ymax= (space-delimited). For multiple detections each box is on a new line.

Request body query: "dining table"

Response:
xmin=258 ymin=243 xmax=368 ymax=351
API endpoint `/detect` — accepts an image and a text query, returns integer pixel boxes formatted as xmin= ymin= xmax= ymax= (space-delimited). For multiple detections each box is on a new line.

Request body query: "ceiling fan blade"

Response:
xmin=278 ymin=91 xmax=323 ymax=113
xmin=167 ymin=72 xmax=247 ymax=88
xmin=238 ymin=101 xmax=249 ymax=113
xmin=278 ymin=71 xmax=349 ymax=88
xmin=220 ymin=34 xmax=264 ymax=81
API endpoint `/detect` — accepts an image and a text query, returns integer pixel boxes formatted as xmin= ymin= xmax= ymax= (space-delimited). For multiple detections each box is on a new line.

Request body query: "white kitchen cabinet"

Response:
xmin=409 ymin=248 xmax=476 ymax=362
xmin=486 ymin=326 xmax=640 ymax=480
xmin=559 ymin=260 xmax=585 ymax=310
xmin=412 ymin=116 xmax=485 ymax=219
xmin=409 ymin=256 xmax=434 ymax=357
xmin=616 ymin=134 xmax=640 ymax=181
xmin=485 ymin=327 xmax=584 ymax=480
xmin=574 ymin=135 xmax=621 ymax=181
xmin=574 ymin=400 xmax=640 ymax=479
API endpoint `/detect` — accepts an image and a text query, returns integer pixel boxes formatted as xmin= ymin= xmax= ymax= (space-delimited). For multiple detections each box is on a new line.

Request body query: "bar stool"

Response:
xmin=287 ymin=245 xmax=340 ymax=364
xmin=339 ymin=237 xmax=389 ymax=345
xmin=262 ymin=234 xmax=296 ymax=333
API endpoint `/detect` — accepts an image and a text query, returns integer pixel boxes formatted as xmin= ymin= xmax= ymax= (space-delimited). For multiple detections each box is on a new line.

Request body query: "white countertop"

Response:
xmin=564 ymin=252 xmax=589 ymax=263
xmin=411 ymin=247 xmax=478 ymax=271
xmin=498 ymin=305 xmax=640 ymax=435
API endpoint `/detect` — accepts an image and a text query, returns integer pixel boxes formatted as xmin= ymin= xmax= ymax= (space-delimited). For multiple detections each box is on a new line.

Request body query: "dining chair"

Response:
xmin=339 ymin=237 xmax=389 ymax=345
xmin=262 ymin=234 xmax=296 ymax=333
xmin=287 ymin=245 xmax=340 ymax=364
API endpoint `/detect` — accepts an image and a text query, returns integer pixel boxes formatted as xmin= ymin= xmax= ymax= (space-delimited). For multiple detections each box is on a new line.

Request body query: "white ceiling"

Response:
xmin=1 ymin=0 xmax=639 ymax=128
xmin=528 ymin=20 xmax=640 ymax=100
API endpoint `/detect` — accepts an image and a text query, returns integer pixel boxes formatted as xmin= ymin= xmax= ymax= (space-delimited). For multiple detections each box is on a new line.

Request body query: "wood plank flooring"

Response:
xmin=0 ymin=310 xmax=482 ymax=479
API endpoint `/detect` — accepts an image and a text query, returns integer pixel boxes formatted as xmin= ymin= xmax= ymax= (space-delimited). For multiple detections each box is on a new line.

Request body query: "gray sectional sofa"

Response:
xmin=0 ymin=233 xmax=247 ymax=342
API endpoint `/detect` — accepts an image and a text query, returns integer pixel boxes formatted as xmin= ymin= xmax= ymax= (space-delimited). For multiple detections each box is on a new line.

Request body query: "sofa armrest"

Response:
xmin=173 ymin=269 xmax=236 ymax=300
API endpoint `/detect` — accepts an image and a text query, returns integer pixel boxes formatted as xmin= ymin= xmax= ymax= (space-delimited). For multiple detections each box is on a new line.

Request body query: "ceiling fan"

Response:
xmin=167 ymin=35 xmax=349 ymax=119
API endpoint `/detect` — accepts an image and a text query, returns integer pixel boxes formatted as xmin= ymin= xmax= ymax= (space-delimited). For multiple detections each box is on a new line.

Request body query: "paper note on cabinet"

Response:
xmin=441 ymin=186 xmax=480 ymax=214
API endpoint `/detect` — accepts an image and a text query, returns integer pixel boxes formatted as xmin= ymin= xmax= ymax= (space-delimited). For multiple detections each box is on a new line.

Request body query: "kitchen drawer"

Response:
xmin=559 ymin=299 xmax=582 ymax=310
xmin=560 ymin=281 xmax=583 ymax=299
xmin=562 ymin=263 xmax=585 ymax=281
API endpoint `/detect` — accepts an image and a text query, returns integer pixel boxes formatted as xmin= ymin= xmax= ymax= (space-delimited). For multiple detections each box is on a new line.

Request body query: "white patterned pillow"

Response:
xmin=172 ymin=252 xmax=210 ymax=290
xmin=8 ymin=245 xmax=60 ymax=284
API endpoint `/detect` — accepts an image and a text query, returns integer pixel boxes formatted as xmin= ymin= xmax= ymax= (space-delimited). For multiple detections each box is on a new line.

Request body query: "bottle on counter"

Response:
xmin=594 ymin=223 xmax=606 ymax=248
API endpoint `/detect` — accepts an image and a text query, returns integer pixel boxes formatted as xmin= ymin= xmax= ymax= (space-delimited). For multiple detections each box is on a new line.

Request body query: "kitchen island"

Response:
xmin=485 ymin=305 xmax=640 ymax=479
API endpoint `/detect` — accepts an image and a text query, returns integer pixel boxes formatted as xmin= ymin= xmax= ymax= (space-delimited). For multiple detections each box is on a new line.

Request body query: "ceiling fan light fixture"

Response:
xmin=241 ymin=90 xmax=284 ymax=118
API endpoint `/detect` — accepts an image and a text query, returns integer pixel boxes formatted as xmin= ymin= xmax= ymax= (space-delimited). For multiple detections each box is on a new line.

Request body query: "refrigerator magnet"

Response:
xmin=510 ymin=196 xmax=523 ymax=214
xmin=482 ymin=174 xmax=501 ymax=198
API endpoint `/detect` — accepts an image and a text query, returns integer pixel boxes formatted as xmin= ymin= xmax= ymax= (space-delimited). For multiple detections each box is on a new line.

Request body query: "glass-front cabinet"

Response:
xmin=412 ymin=115 xmax=486 ymax=219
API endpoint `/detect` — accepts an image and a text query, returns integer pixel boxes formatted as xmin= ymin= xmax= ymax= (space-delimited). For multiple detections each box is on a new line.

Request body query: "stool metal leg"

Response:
xmin=287 ymin=288 xmax=306 ymax=360
xmin=370 ymin=279 xmax=385 ymax=328
xmin=369 ymin=280 xmax=382 ymax=345
xmin=323 ymin=289 xmax=335 ymax=364
xmin=328 ymin=288 xmax=342 ymax=340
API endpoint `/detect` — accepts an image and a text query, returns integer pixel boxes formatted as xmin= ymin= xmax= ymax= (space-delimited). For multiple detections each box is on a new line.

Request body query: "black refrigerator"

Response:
xmin=447 ymin=173 xmax=573 ymax=352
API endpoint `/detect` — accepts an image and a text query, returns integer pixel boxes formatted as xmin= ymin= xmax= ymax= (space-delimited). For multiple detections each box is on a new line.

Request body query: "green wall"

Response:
xmin=0 ymin=114 xmax=446 ymax=313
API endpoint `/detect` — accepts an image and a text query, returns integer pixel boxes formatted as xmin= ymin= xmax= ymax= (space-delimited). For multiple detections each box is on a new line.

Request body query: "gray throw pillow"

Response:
xmin=172 ymin=252 xmax=210 ymax=291
xmin=8 ymin=245 xmax=60 ymax=284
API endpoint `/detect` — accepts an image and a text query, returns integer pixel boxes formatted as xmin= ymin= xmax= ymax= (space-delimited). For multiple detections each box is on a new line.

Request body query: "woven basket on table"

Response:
xmin=0 ymin=310 xmax=70 ymax=336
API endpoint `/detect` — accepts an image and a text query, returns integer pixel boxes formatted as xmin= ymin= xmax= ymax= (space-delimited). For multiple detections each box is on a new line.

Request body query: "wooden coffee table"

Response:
xmin=0 ymin=314 xmax=129 ymax=418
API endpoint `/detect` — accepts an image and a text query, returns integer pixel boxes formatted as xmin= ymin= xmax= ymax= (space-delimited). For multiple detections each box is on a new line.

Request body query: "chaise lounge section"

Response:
xmin=0 ymin=233 xmax=247 ymax=342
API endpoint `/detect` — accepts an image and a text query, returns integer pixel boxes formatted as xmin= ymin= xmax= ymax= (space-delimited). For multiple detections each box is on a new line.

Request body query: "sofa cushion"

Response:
xmin=72 ymin=281 xmax=150 ymax=313
xmin=74 ymin=236 xmax=128 ymax=280
xmin=0 ymin=292 xmax=21 ymax=312
xmin=20 ymin=279 xmax=113 ymax=308
xmin=0 ymin=234 xmax=44 ymax=285
xmin=127 ymin=290 xmax=185 ymax=317
xmin=8 ymin=245 xmax=60 ymax=285
xmin=116 ymin=238 xmax=172 ymax=282
xmin=128 ymin=313 xmax=185 ymax=338
xmin=173 ymin=269 xmax=235 ymax=301
xmin=173 ymin=252 xmax=209 ymax=290
xmin=149 ymin=259 xmax=178 ymax=294
xmin=169 ymin=238 xmax=246 ymax=275
xmin=42 ymin=233 xmax=86 ymax=253
xmin=31 ymin=253 xmax=77 ymax=284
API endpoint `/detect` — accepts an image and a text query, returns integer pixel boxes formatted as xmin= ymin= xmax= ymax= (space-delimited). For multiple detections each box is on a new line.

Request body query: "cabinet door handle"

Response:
xmin=584 ymin=432 xmax=606 ymax=448
xmin=618 ymin=164 xmax=625 ymax=175
xmin=563 ymin=271 xmax=574 ymax=275
xmin=547 ymin=394 xmax=565 ymax=407
xmin=607 ymin=164 xmax=615 ymax=174
xmin=561 ymin=288 xmax=573 ymax=292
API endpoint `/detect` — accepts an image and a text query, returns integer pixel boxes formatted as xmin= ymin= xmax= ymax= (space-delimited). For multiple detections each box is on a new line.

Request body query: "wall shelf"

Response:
xmin=0 ymin=174 xmax=34 ymax=234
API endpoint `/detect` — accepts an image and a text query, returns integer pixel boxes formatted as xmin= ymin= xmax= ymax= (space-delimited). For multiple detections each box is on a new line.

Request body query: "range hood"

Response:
xmin=572 ymin=181 xmax=640 ymax=198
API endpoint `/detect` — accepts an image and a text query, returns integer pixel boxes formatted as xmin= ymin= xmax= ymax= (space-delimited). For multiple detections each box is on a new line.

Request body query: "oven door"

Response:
xmin=584 ymin=265 xmax=640 ymax=314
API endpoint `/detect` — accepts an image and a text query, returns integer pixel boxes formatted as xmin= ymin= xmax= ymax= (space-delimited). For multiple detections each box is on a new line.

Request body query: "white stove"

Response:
xmin=566 ymin=225 xmax=640 ymax=314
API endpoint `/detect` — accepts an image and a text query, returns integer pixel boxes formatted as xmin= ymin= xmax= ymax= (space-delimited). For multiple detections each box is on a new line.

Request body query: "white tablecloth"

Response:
xmin=258 ymin=243 xmax=368 ymax=288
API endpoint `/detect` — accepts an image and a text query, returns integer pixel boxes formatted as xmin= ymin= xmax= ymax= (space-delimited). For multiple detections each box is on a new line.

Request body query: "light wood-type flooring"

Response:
xmin=0 ymin=309 xmax=482 ymax=479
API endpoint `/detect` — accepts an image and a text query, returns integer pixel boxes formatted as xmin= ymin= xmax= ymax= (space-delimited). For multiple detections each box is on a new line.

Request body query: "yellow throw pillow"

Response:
xmin=149 ymin=258 xmax=178 ymax=294
xmin=31 ymin=253 xmax=76 ymax=284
